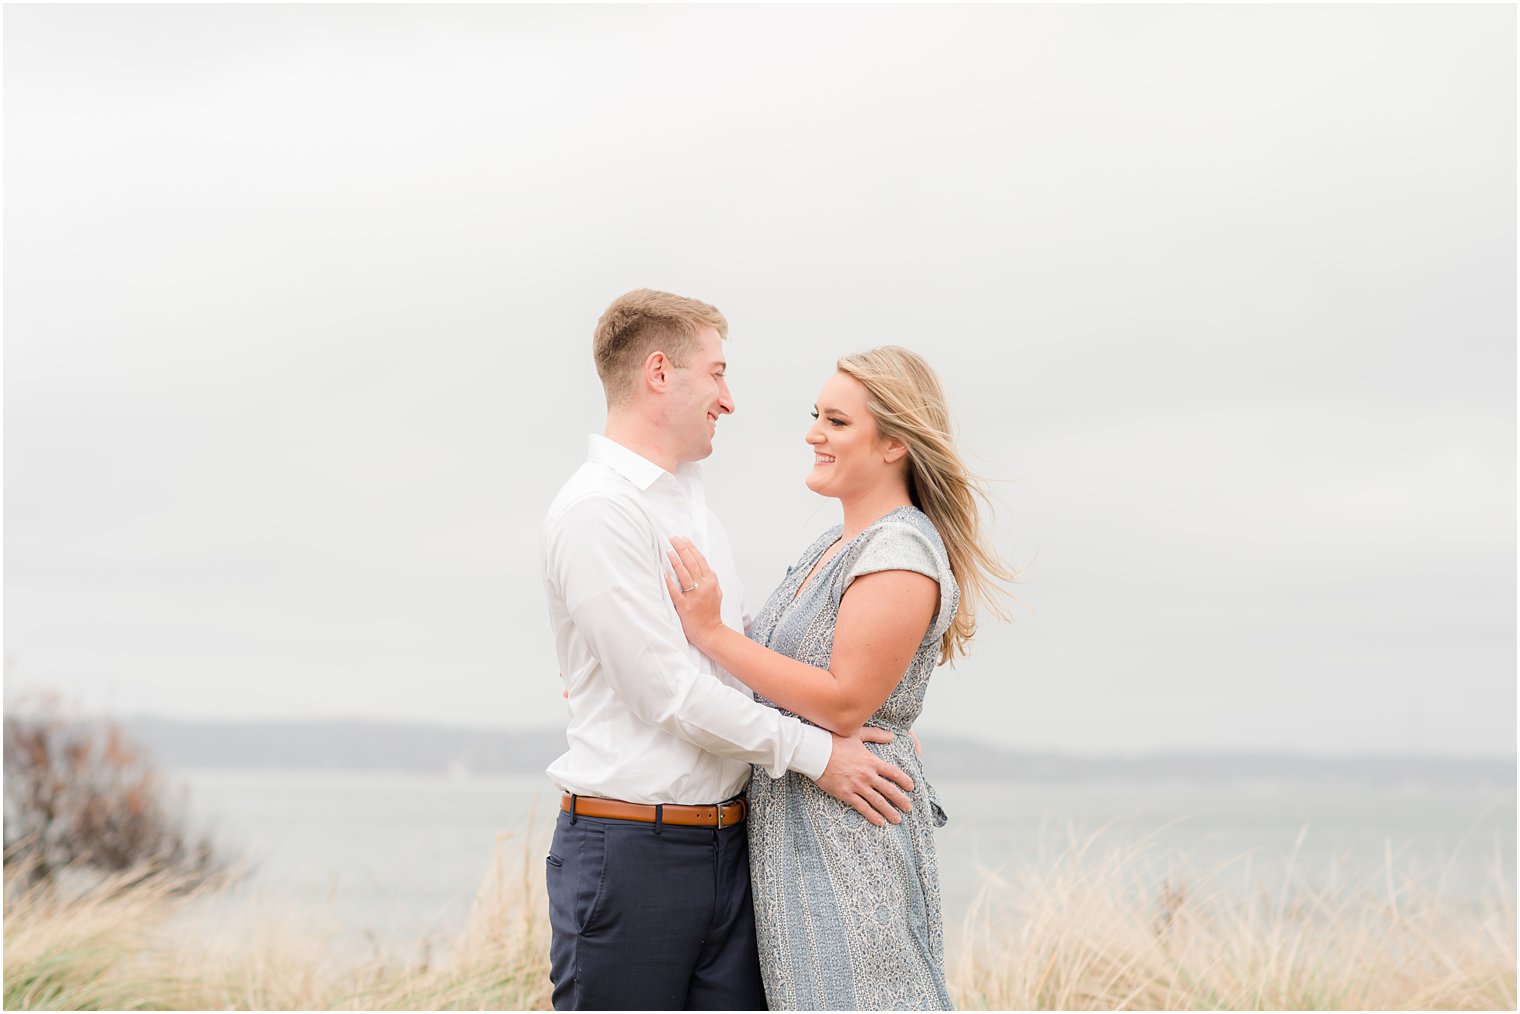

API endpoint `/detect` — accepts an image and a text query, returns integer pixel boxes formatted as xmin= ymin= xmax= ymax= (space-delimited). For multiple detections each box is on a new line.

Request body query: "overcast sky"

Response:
xmin=5 ymin=4 xmax=1514 ymax=757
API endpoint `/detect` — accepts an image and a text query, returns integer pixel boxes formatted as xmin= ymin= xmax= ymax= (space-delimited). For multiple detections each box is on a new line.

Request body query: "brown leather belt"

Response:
xmin=560 ymin=793 xmax=748 ymax=828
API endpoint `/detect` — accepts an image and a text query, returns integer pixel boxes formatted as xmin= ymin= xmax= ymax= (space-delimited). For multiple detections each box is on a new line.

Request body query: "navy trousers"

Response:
xmin=546 ymin=806 xmax=767 ymax=1011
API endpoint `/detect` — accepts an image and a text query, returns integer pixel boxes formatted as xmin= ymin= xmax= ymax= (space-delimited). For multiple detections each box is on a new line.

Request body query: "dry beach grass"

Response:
xmin=4 ymin=830 xmax=552 ymax=1012
xmin=949 ymin=827 xmax=1516 ymax=1010
xmin=5 ymin=828 xmax=1514 ymax=1011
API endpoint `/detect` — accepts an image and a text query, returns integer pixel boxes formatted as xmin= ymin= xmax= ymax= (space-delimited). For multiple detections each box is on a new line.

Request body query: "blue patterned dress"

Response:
xmin=745 ymin=506 xmax=958 ymax=1011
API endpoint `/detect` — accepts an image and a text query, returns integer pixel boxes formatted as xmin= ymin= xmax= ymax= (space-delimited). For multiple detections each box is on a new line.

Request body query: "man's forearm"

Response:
xmin=698 ymin=626 xmax=861 ymax=735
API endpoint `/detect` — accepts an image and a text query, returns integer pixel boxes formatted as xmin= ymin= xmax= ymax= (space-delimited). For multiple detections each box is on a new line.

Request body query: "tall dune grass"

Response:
xmin=949 ymin=827 xmax=1515 ymax=1010
xmin=4 ymin=829 xmax=549 ymax=1011
xmin=5 ymin=826 xmax=1513 ymax=1010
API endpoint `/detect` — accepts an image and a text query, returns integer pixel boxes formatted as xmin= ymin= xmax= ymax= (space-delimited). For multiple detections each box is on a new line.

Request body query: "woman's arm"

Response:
xmin=665 ymin=537 xmax=938 ymax=735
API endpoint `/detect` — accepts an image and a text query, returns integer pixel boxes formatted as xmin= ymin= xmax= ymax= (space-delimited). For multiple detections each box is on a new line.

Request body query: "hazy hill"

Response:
xmin=120 ymin=717 xmax=1516 ymax=789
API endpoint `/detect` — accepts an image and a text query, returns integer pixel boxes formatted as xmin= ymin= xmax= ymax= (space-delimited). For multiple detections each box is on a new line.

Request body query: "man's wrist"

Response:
xmin=794 ymin=724 xmax=832 ymax=782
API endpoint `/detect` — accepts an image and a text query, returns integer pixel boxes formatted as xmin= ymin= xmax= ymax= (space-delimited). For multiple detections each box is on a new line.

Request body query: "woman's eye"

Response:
xmin=809 ymin=410 xmax=819 ymax=420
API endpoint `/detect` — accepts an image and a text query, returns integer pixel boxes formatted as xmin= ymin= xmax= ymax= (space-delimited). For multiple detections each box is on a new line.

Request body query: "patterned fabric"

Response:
xmin=746 ymin=506 xmax=958 ymax=1011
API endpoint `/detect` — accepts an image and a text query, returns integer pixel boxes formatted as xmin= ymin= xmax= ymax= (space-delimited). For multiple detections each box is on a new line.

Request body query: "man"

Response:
xmin=541 ymin=288 xmax=916 ymax=1011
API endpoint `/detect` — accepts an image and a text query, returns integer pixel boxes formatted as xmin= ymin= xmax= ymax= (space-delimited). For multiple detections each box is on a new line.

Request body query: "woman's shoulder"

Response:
xmin=867 ymin=506 xmax=949 ymax=556
xmin=836 ymin=507 xmax=958 ymax=639
xmin=848 ymin=506 xmax=952 ymax=579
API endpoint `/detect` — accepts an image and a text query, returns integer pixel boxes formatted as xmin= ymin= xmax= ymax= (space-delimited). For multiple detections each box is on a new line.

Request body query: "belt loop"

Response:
xmin=653 ymin=803 xmax=664 ymax=836
xmin=569 ymin=793 xmax=578 ymax=825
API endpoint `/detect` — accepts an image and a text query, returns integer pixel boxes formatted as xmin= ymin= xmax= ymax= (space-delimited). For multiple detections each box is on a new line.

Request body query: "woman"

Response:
xmin=663 ymin=346 xmax=1016 ymax=1011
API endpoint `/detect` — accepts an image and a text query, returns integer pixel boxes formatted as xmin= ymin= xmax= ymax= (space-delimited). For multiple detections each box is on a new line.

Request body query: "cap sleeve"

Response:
xmin=837 ymin=519 xmax=958 ymax=645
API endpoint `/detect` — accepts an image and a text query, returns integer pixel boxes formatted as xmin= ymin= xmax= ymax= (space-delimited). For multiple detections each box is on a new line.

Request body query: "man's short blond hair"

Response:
xmin=593 ymin=289 xmax=729 ymax=405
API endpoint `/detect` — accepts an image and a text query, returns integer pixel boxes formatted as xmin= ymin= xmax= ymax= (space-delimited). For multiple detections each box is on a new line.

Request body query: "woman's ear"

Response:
xmin=883 ymin=439 xmax=909 ymax=465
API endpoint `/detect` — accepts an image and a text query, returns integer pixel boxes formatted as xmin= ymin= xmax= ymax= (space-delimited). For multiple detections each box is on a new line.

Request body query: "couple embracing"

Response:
xmin=541 ymin=289 xmax=1014 ymax=1011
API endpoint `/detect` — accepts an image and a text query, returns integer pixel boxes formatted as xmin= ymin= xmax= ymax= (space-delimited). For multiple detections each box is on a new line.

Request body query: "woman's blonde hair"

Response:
xmin=836 ymin=346 xmax=1019 ymax=665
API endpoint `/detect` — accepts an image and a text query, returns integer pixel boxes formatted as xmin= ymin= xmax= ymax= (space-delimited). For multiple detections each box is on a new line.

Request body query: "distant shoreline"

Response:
xmin=109 ymin=716 xmax=1517 ymax=788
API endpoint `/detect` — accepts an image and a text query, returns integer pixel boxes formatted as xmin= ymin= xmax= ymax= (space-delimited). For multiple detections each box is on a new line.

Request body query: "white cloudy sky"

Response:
xmin=5 ymin=4 xmax=1514 ymax=756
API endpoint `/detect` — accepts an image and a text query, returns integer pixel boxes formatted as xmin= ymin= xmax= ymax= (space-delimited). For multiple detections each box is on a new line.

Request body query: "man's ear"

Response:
xmin=643 ymin=350 xmax=672 ymax=392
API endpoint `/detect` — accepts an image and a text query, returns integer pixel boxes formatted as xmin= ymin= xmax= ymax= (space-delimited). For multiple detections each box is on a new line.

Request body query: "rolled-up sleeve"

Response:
xmin=547 ymin=492 xmax=830 ymax=780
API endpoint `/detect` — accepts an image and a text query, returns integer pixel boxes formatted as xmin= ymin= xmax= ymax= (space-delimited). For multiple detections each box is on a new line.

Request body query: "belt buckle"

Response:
xmin=716 ymin=802 xmax=725 ymax=829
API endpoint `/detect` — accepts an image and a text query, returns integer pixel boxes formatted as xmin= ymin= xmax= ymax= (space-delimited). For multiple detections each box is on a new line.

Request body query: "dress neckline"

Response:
xmin=788 ymin=505 xmax=919 ymax=603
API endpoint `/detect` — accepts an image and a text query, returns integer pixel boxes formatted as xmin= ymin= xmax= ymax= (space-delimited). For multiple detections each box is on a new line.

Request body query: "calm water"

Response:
xmin=174 ymin=769 xmax=1516 ymax=953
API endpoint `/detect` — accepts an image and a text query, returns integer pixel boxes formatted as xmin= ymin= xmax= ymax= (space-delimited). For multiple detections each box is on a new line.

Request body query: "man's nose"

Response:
xmin=717 ymin=380 xmax=735 ymax=415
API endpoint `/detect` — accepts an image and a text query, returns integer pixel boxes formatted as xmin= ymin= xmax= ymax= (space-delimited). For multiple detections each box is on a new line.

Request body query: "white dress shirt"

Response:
xmin=542 ymin=435 xmax=832 ymax=805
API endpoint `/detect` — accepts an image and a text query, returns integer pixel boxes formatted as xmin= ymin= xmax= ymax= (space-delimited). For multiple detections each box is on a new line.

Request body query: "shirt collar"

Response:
xmin=587 ymin=434 xmax=701 ymax=492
